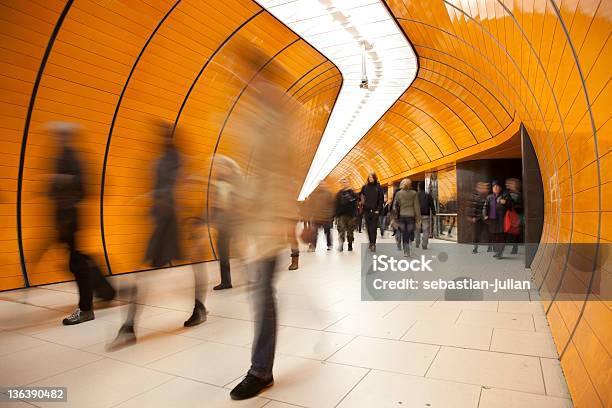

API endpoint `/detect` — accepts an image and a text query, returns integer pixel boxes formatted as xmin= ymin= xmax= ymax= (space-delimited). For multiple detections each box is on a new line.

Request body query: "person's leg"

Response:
xmin=421 ymin=216 xmax=430 ymax=249
xmin=231 ymin=257 xmax=277 ymax=400
xmin=337 ymin=216 xmax=346 ymax=250
xmin=368 ymin=212 xmax=379 ymax=245
xmin=346 ymin=217 xmax=355 ymax=251
xmin=215 ymin=226 xmax=232 ymax=289
xmin=415 ymin=218 xmax=422 ymax=248
xmin=324 ymin=222 xmax=332 ymax=249
xmin=69 ymin=251 xmax=93 ymax=313
xmin=185 ymin=261 xmax=208 ymax=327
xmin=289 ymin=224 xmax=299 ymax=270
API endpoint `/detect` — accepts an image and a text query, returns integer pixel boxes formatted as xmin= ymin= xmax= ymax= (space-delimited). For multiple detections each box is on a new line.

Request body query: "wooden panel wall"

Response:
xmin=328 ymin=1 xmax=611 ymax=406
xmin=0 ymin=0 xmax=341 ymax=287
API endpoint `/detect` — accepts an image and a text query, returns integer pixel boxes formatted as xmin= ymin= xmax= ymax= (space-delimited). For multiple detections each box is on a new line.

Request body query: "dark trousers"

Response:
xmin=313 ymin=222 xmax=332 ymax=248
xmin=472 ymin=219 xmax=487 ymax=249
xmin=356 ymin=214 xmax=363 ymax=232
xmin=249 ymin=257 xmax=278 ymax=380
xmin=365 ymin=210 xmax=379 ymax=245
xmin=492 ymin=232 xmax=505 ymax=255
xmin=217 ymin=226 xmax=231 ymax=286
xmin=58 ymin=207 xmax=114 ymax=312
xmin=399 ymin=216 xmax=416 ymax=250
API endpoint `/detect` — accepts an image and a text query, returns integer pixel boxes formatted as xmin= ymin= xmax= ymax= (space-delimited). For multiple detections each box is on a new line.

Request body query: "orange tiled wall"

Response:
xmin=328 ymin=1 xmax=610 ymax=406
xmin=0 ymin=0 xmax=340 ymax=287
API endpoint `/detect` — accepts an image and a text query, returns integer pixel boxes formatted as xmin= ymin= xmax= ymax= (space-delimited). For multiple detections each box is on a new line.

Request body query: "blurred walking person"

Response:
xmin=360 ymin=172 xmax=384 ymax=252
xmin=415 ymin=181 xmax=435 ymax=250
xmin=48 ymin=122 xmax=115 ymax=325
xmin=108 ymin=122 xmax=182 ymax=348
xmin=468 ymin=182 xmax=489 ymax=253
xmin=380 ymin=196 xmax=391 ymax=238
xmin=308 ymin=181 xmax=334 ymax=251
xmin=229 ymin=52 xmax=303 ymax=401
xmin=393 ymin=178 xmax=421 ymax=257
xmin=335 ymin=178 xmax=358 ymax=251
xmin=505 ymin=178 xmax=523 ymax=254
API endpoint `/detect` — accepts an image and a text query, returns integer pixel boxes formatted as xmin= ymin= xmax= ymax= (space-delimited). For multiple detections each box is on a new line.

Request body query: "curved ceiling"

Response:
xmin=258 ymin=0 xmax=417 ymax=199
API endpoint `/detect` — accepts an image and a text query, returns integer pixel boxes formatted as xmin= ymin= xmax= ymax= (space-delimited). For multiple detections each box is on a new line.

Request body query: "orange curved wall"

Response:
xmin=328 ymin=1 xmax=610 ymax=406
xmin=0 ymin=0 xmax=340 ymax=287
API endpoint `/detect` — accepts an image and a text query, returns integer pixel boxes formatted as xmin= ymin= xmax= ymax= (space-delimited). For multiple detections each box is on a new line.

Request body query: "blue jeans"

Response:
xmin=399 ymin=216 xmax=416 ymax=251
xmin=248 ymin=257 xmax=278 ymax=380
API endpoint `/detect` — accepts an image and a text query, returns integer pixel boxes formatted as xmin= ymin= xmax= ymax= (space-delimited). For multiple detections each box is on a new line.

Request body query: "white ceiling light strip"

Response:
xmin=257 ymin=0 xmax=417 ymax=199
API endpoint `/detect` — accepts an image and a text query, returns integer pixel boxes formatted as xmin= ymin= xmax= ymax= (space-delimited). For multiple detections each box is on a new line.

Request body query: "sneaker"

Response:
xmin=62 ymin=308 xmax=94 ymax=325
xmin=213 ymin=283 xmax=232 ymax=291
xmin=230 ymin=373 xmax=274 ymax=400
xmin=106 ymin=324 xmax=136 ymax=351
xmin=184 ymin=300 xmax=207 ymax=327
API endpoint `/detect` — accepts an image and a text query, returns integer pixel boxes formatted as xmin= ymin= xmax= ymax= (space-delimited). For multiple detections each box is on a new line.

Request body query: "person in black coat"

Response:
xmin=360 ymin=172 xmax=385 ymax=251
xmin=48 ymin=122 xmax=115 ymax=326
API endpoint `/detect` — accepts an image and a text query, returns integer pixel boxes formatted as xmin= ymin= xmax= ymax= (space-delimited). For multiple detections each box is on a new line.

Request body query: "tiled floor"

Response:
xmin=0 ymin=232 xmax=573 ymax=407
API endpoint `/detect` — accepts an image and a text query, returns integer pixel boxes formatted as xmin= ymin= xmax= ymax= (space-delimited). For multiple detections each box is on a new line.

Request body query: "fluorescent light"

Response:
xmin=258 ymin=0 xmax=417 ymax=199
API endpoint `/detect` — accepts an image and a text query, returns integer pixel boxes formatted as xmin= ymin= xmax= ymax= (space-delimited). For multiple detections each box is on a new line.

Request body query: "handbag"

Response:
xmin=504 ymin=209 xmax=521 ymax=235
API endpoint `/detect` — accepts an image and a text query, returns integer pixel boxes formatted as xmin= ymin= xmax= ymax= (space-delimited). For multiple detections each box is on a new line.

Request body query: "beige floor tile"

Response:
xmin=276 ymin=326 xmax=354 ymax=360
xmin=479 ymin=388 xmax=573 ymax=408
xmin=229 ymin=355 xmax=367 ymax=408
xmin=0 ymin=330 xmax=49 ymax=356
xmin=337 ymin=369 xmax=481 ymax=408
xmin=0 ymin=343 xmax=101 ymax=386
xmin=328 ymin=336 xmax=439 ymax=376
xmin=426 ymin=347 xmax=545 ymax=394
xmin=278 ymin=307 xmax=346 ymax=331
xmin=457 ymin=310 xmax=535 ymax=331
xmin=401 ymin=321 xmax=492 ymax=350
xmin=146 ymin=342 xmax=250 ymax=386
xmin=325 ymin=314 xmax=414 ymax=339
xmin=31 ymin=358 xmax=171 ymax=408
xmin=384 ymin=303 xmax=462 ymax=324
xmin=490 ymin=328 xmax=558 ymax=358
xmin=31 ymin=318 xmax=121 ymax=349
xmin=498 ymin=301 xmax=546 ymax=315
xmin=84 ymin=328 xmax=203 ymax=366
xmin=181 ymin=317 xmax=254 ymax=346
xmin=541 ymin=358 xmax=571 ymax=399
xmin=114 ymin=377 xmax=267 ymax=408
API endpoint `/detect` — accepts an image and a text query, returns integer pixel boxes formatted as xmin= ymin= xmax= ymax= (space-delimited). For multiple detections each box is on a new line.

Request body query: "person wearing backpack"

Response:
xmin=335 ymin=178 xmax=358 ymax=251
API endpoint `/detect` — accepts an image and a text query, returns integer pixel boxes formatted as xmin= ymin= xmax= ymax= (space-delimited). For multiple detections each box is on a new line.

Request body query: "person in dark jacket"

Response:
xmin=415 ymin=181 xmax=436 ymax=250
xmin=360 ymin=172 xmax=385 ymax=251
xmin=308 ymin=182 xmax=335 ymax=251
xmin=468 ymin=181 xmax=489 ymax=253
xmin=109 ymin=122 xmax=182 ymax=349
xmin=48 ymin=122 xmax=115 ymax=326
xmin=505 ymin=178 xmax=523 ymax=254
xmin=483 ymin=180 xmax=510 ymax=259
xmin=380 ymin=197 xmax=391 ymax=237
xmin=335 ymin=178 xmax=358 ymax=251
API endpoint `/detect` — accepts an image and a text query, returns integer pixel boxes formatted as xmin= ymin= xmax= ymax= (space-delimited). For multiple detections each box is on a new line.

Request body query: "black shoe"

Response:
xmin=348 ymin=242 xmax=353 ymax=251
xmin=230 ymin=373 xmax=273 ymax=400
xmin=327 ymin=245 xmax=332 ymax=251
xmin=184 ymin=300 xmax=207 ymax=327
xmin=106 ymin=324 xmax=136 ymax=351
xmin=472 ymin=247 xmax=478 ymax=254
xmin=213 ymin=283 xmax=232 ymax=290
xmin=62 ymin=308 xmax=94 ymax=325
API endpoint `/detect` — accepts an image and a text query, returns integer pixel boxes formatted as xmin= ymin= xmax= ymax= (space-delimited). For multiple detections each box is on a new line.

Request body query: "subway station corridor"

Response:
xmin=0 ymin=0 xmax=610 ymax=406
xmin=1 ymin=231 xmax=571 ymax=408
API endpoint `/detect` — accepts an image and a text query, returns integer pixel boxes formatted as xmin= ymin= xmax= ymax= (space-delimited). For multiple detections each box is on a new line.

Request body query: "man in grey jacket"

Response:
xmin=393 ymin=178 xmax=421 ymax=256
